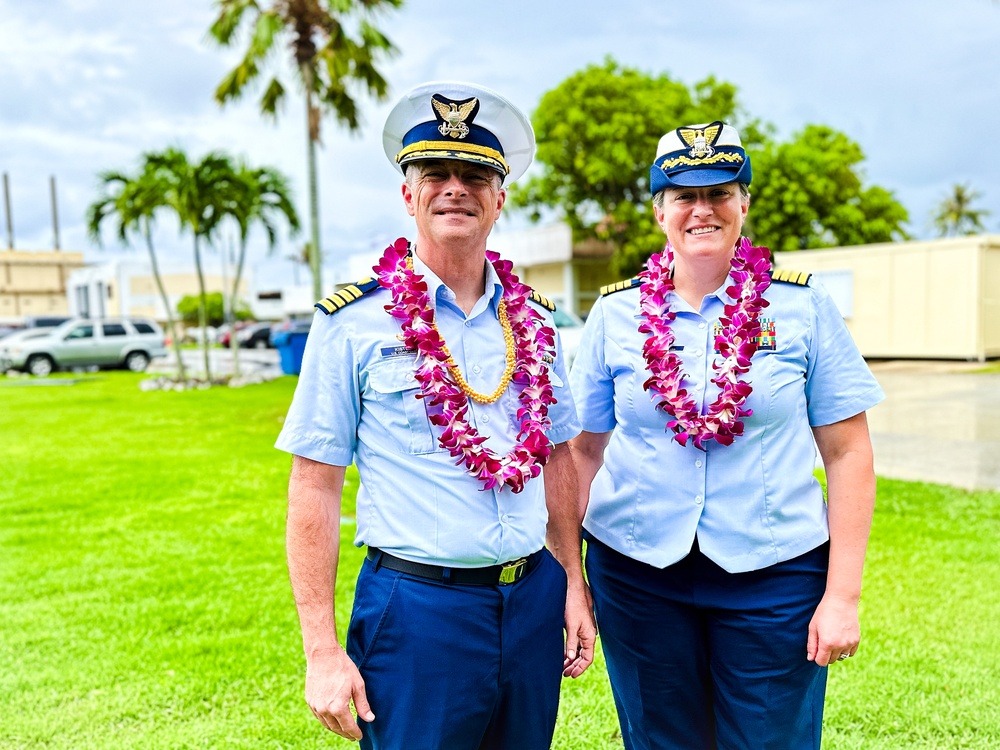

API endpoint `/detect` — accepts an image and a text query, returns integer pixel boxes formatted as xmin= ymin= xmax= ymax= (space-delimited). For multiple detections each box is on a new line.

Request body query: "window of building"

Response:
xmin=75 ymin=286 xmax=90 ymax=318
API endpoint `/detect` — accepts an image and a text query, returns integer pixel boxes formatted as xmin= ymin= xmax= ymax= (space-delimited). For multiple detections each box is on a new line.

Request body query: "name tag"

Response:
xmin=380 ymin=345 xmax=416 ymax=358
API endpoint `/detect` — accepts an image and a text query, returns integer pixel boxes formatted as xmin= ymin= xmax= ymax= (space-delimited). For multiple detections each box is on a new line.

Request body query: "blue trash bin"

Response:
xmin=273 ymin=330 xmax=310 ymax=375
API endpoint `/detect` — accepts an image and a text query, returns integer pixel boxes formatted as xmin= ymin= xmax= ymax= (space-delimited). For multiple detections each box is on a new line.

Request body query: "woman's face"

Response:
xmin=654 ymin=182 xmax=748 ymax=262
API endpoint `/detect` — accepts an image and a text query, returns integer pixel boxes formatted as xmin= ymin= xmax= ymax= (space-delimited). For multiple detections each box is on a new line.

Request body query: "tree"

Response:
xmin=177 ymin=292 xmax=251 ymax=327
xmin=209 ymin=0 xmax=402 ymax=302
xmin=516 ymin=61 xmax=908 ymax=273
xmin=510 ymin=58 xmax=749 ymax=275
xmin=145 ymin=149 xmax=238 ymax=381
xmin=86 ymin=161 xmax=189 ymax=380
xmin=747 ymin=125 xmax=909 ymax=252
xmin=932 ymin=183 xmax=990 ymax=237
xmin=223 ymin=162 xmax=300 ymax=377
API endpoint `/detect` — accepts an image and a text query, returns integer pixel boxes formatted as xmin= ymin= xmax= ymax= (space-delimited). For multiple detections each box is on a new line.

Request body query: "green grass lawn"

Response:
xmin=1 ymin=373 xmax=999 ymax=748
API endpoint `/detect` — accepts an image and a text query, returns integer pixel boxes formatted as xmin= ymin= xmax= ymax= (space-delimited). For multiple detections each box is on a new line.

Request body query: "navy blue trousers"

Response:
xmin=346 ymin=549 xmax=567 ymax=750
xmin=586 ymin=536 xmax=829 ymax=750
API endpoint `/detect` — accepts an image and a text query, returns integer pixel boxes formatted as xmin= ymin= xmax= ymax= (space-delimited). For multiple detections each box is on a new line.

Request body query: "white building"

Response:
xmin=67 ymin=259 xmax=250 ymax=322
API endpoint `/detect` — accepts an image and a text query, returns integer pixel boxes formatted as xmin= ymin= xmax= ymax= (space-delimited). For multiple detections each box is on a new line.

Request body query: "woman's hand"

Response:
xmin=807 ymin=592 xmax=860 ymax=666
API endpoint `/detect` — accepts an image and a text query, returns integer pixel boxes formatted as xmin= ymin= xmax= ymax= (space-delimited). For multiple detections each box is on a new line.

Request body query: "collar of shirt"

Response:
xmin=412 ymin=253 xmax=504 ymax=320
xmin=629 ymin=278 xmax=735 ymax=319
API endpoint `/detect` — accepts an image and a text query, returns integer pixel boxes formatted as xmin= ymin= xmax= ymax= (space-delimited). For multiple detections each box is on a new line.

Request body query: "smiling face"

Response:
xmin=402 ymin=159 xmax=506 ymax=249
xmin=653 ymin=182 xmax=749 ymax=263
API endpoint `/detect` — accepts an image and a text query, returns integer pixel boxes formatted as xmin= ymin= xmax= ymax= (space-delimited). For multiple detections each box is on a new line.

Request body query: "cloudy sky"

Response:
xmin=3 ymin=0 xmax=999 ymax=287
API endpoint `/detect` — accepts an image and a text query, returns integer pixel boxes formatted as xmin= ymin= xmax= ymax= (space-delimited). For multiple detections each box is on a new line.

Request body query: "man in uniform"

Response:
xmin=275 ymin=81 xmax=595 ymax=749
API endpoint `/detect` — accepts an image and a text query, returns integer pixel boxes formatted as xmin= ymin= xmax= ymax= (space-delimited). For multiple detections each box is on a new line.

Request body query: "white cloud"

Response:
xmin=2 ymin=0 xmax=1000 ymax=287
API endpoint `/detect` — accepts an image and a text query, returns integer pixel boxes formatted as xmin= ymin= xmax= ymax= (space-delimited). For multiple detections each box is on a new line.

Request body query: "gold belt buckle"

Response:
xmin=498 ymin=558 xmax=527 ymax=585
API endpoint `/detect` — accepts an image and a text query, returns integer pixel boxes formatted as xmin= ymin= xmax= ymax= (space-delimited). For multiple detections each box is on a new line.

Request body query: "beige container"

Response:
xmin=774 ymin=235 xmax=1000 ymax=361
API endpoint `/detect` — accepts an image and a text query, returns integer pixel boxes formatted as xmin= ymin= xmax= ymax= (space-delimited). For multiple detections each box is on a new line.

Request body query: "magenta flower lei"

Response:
xmin=638 ymin=236 xmax=772 ymax=450
xmin=374 ymin=238 xmax=557 ymax=493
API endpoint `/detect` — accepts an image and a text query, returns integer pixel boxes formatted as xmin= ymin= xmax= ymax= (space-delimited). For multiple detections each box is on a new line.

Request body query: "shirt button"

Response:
xmin=465 ymin=320 xmax=472 ymax=327
xmin=695 ymin=350 xmax=703 ymax=358
xmin=406 ymin=373 xmax=415 ymax=382
xmin=473 ymin=365 xmax=482 ymax=374
xmin=482 ymin=414 xmax=491 ymax=423
xmin=698 ymin=322 xmax=706 ymax=329
xmin=695 ymin=495 xmax=703 ymax=505
xmin=501 ymin=514 xmax=510 ymax=523
xmin=695 ymin=459 xmax=703 ymax=468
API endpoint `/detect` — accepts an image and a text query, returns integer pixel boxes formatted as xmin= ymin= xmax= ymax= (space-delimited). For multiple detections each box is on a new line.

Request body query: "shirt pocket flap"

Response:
xmin=368 ymin=360 xmax=418 ymax=394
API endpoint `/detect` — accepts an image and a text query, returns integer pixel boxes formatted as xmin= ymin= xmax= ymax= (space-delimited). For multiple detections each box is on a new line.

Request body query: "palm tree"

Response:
xmin=933 ymin=183 xmax=991 ymax=237
xmin=146 ymin=149 xmax=239 ymax=381
xmin=209 ymin=0 xmax=402 ymax=302
xmin=86 ymin=162 xmax=189 ymax=380
xmin=224 ymin=162 xmax=300 ymax=377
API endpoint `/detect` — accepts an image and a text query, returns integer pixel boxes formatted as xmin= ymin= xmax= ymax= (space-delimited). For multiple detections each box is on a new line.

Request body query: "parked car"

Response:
xmin=0 ymin=327 xmax=54 ymax=352
xmin=0 ymin=325 xmax=23 ymax=339
xmin=269 ymin=316 xmax=312 ymax=344
xmin=24 ymin=315 xmax=72 ymax=329
xmin=0 ymin=316 xmax=70 ymax=340
xmin=181 ymin=326 xmax=218 ymax=345
xmin=217 ymin=321 xmax=254 ymax=348
xmin=236 ymin=321 xmax=275 ymax=349
xmin=0 ymin=318 xmax=168 ymax=376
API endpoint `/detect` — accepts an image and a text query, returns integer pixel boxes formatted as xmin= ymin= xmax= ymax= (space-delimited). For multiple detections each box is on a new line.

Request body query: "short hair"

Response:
xmin=652 ymin=182 xmax=750 ymax=209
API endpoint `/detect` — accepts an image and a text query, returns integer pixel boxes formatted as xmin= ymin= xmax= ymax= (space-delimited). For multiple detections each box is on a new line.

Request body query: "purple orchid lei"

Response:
xmin=638 ymin=236 xmax=772 ymax=450
xmin=374 ymin=238 xmax=557 ymax=493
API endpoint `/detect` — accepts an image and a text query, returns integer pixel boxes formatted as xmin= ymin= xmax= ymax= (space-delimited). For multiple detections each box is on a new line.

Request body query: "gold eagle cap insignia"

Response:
xmin=432 ymin=95 xmax=478 ymax=140
xmin=678 ymin=123 xmax=723 ymax=159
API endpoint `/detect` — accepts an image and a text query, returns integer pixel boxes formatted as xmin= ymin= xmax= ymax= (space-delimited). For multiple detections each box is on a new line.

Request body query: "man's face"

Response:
xmin=402 ymin=160 xmax=506 ymax=247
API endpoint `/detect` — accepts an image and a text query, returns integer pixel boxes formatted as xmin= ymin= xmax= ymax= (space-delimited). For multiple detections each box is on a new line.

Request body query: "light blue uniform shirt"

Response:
xmin=570 ymin=275 xmax=885 ymax=574
xmin=276 ymin=253 xmax=581 ymax=567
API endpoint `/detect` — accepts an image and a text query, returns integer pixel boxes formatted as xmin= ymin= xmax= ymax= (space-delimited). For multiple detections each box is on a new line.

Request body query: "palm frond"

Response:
xmin=260 ymin=77 xmax=286 ymax=116
xmin=250 ymin=10 xmax=284 ymax=58
xmin=208 ymin=0 xmax=261 ymax=44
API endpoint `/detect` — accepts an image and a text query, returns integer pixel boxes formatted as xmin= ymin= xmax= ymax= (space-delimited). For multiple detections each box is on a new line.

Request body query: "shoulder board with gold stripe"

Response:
xmin=528 ymin=290 xmax=556 ymax=312
xmin=315 ymin=277 xmax=381 ymax=315
xmin=600 ymin=277 xmax=642 ymax=297
xmin=770 ymin=269 xmax=812 ymax=286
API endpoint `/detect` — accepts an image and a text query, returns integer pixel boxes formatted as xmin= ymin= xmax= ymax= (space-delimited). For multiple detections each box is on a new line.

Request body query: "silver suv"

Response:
xmin=0 ymin=318 xmax=167 ymax=376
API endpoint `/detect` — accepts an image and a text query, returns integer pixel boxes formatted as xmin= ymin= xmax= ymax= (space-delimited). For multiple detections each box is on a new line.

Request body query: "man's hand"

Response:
xmin=562 ymin=579 xmax=597 ymax=678
xmin=806 ymin=592 xmax=860 ymax=667
xmin=305 ymin=647 xmax=375 ymax=740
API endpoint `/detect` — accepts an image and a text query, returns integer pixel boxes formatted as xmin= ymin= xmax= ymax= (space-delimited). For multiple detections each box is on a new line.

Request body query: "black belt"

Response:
xmin=367 ymin=547 xmax=543 ymax=586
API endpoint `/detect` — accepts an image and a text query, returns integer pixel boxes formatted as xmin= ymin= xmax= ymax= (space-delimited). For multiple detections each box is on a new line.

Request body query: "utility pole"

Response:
xmin=3 ymin=172 xmax=13 ymax=249
xmin=50 ymin=175 xmax=61 ymax=251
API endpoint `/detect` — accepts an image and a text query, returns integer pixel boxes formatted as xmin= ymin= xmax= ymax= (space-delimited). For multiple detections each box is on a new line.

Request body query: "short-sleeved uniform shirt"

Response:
xmin=276 ymin=252 xmax=581 ymax=568
xmin=570 ymin=274 xmax=885 ymax=574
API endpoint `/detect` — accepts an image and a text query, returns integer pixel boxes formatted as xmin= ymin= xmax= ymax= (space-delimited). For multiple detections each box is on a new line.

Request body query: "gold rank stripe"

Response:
xmin=771 ymin=269 xmax=812 ymax=286
xmin=529 ymin=290 xmax=555 ymax=311
xmin=396 ymin=141 xmax=509 ymax=173
xmin=315 ymin=277 xmax=379 ymax=315
xmin=600 ymin=277 xmax=642 ymax=297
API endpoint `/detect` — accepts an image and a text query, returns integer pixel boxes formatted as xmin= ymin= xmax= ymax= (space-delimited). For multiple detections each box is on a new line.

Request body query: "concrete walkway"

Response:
xmin=867 ymin=361 xmax=1000 ymax=492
